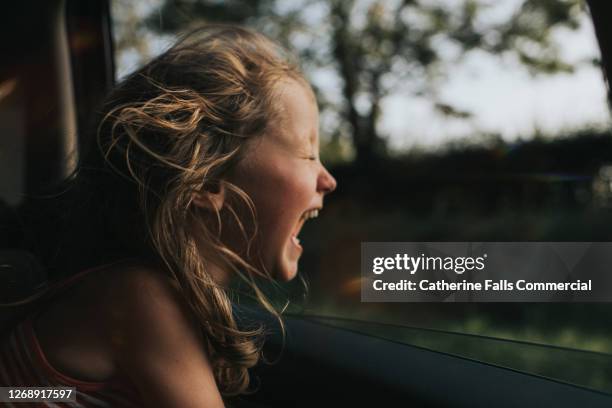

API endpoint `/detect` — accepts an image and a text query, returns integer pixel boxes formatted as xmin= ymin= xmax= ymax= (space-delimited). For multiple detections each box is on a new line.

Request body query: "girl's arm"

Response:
xmin=108 ymin=268 xmax=225 ymax=408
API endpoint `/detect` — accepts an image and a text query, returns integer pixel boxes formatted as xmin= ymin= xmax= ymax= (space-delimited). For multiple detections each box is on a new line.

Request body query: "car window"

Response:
xmin=303 ymin=314 xmax=612 ymax=394
xmin=110 ymin=0 xmax=612 ymax=394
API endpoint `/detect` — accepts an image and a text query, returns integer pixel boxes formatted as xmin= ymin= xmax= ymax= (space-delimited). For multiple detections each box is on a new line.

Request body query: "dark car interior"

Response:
xmin=2 ymin=1 xmax=612 ymax=407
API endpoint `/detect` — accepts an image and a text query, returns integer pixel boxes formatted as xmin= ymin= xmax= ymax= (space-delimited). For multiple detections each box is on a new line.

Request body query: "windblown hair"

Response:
xmin=59 ymin=25 xmax=305 ymax=395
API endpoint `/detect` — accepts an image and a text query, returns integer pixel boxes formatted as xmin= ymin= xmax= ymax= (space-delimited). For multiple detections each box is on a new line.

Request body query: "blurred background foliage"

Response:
xmin=113 ymin=0 xmax=591 ymax=164
xmin=111 ymin=0 xmax=611 ymax=393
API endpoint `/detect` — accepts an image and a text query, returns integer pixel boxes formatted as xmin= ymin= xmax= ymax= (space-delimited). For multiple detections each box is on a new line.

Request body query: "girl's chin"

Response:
xmin=273 ymin=260 xmax=298 ymax=282
xmin=278 ymin=269 xmax=297 ymax=282
xmin=275 ymin=240 xmax=302 ymax=281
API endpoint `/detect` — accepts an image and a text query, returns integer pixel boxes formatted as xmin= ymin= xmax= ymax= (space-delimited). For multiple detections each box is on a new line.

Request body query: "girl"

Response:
xmin=0 ymin=25 xmax=336 ymax=407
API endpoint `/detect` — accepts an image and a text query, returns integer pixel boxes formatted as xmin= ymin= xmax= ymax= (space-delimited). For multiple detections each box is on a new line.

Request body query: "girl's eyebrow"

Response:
xmin=307 ymin=136 xmax=317 ymax=155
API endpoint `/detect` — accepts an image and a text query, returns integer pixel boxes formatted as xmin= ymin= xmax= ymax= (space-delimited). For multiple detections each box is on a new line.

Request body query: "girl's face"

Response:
xmin=228 ymin=79 xmax=336 ymax=281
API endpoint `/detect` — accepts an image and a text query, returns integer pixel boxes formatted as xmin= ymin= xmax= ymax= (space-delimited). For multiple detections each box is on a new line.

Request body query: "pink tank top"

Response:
xmin=0 ymin=262 xmax=145 ymax=407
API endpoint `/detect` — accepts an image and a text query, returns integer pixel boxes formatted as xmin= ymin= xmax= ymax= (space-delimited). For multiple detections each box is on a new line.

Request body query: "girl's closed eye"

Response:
xmin=299 ymin=153 xmax=316 ymax=161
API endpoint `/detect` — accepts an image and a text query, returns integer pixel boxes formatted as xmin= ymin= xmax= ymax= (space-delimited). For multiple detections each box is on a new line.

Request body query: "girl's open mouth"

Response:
xmin=291 ymin=208 xmax=320 ymax=250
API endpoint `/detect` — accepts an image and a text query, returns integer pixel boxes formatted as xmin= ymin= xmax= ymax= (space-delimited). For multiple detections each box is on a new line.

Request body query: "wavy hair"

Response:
xmin=74 ymin=25 xmax=305 ymax=395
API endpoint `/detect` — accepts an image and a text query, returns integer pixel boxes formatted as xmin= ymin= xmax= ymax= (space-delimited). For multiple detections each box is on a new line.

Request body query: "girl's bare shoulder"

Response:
xmin=100 ymin=262 xmax=201 ymax=341
xmin=94 ymin=263 xmax=224 ymax=406
xmin=34 ymin=262 xmax=197 ymax=380
xmin=36 ymin=262 xmax=223 ymax=405
xmin=77 ymin=262 xmax=201 ymax=346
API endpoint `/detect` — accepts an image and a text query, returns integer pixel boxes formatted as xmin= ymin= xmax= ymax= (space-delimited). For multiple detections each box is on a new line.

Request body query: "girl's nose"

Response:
xmin=318 ymin=165 xmax=337 ymax=195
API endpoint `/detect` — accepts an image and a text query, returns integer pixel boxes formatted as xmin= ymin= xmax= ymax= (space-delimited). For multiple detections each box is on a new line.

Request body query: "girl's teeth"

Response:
xmin=303 ymin=209 xmax=319 ymax=220
xmin=292 ymin=236 xmax=301 ymax=245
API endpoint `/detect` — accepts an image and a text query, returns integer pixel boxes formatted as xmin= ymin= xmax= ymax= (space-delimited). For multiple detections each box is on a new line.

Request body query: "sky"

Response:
xmin=112 ymin=0 xmax=611 ymax=152
xmin=379 ymin=10 xmax=610 ymax=150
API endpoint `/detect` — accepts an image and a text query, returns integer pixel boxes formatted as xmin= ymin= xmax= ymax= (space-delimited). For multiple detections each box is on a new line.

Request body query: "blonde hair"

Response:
xmin=88 ymin=25 xmax=305 ymax=395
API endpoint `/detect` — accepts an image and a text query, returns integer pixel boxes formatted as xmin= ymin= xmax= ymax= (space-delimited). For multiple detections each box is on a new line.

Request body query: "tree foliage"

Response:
xmin=114 ymin=0 xmax=588 ymax=164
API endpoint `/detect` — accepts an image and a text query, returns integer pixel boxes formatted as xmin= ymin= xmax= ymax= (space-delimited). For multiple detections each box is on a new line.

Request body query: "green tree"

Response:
xmin=114 ymin=0 xmax=587 ymax=165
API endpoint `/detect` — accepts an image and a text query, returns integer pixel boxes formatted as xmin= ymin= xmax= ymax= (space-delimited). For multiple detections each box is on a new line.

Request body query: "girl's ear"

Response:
xmin=192 ymin=180 xmax=226 ymax=211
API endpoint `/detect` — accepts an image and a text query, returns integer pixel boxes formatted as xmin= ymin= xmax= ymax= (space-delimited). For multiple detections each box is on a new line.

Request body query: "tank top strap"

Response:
xmin=35 ymin=258 xmax=140 ymax=305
